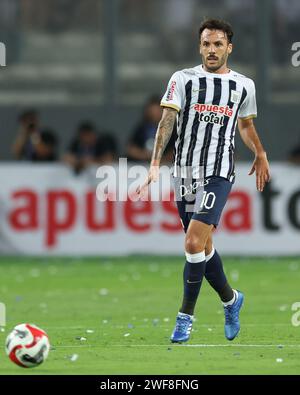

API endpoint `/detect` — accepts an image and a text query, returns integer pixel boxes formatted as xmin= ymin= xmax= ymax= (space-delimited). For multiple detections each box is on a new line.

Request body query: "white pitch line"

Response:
xmin=185 ymin=344 xmax=300 ymax=348
xmin=46 ymin=323 xmax=293 ymax=330
xmin=51 ymin=344 xmax=300 ymax=349
xmin=112 ymin=344 xmax=300 ymax=348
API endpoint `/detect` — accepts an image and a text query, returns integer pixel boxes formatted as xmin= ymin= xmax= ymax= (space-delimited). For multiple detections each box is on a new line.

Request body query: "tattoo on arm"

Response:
xmin=151 ymin=108 xmax=177 ymax=163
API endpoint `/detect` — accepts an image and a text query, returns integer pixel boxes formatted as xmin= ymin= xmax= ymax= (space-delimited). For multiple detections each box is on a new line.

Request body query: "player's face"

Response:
xmin=199 ymin=29 xmax=232 ymax=72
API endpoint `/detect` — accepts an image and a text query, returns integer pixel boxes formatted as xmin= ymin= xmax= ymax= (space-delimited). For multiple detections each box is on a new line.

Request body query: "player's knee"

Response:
xmin=185 ymin=236 xmax=205 ymax=254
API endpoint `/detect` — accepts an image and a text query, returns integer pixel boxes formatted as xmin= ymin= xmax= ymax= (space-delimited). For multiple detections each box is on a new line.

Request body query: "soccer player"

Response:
xmin=137 ymin=19 xmax=270 ymax=342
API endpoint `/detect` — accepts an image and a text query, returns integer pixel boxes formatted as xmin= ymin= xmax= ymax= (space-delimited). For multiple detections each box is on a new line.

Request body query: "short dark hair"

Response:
xmin=40 ymin=129 xmax=57 ymax=147
xmin=78 ymin=121 xmax=96 ymax=134
xmin=199 ymin=18 xmax=233 ymax=43
xmin=18 ymin=109 xmax=38 ymax=122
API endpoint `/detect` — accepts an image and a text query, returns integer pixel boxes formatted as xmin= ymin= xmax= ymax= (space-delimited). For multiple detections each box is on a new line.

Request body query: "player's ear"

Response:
xmin=228 ymin=43 xmax=233 ymax=55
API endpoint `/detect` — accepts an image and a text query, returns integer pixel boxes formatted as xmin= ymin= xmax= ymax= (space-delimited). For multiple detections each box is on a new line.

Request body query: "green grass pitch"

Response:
xmin=0 ymin=256 xmax=300 ymax=375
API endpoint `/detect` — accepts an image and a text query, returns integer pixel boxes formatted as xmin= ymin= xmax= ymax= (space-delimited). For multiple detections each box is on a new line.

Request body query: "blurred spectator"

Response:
xmin=31 ymin=129 xmax=58 ymax=162
xmin=12 ymin=109 xmax=40 ymax=160
xmin=64 ymin=121 xmax=98 ymax=173
xmin=95 ymin=133 xmax=118 ymax=165
xmin=64 ymin=121 xmax=118 ymax=174
xmin=12 ymin=109 xmax=58 ymax=162
xmin=127 ymin=96 xmax=175 ymax=163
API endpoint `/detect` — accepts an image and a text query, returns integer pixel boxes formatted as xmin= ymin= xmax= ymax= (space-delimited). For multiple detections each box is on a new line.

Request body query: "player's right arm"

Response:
xmin=136 ymin=107 xmax=177 ymax=197
xmin=136 ymin=70 xmax=184 ymax=198
xmin=151 ymin=107 xmax=177 ymax=166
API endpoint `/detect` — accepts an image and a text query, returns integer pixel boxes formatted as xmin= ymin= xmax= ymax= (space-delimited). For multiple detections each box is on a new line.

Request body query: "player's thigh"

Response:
xmin=193 ymin=176 xmax=232 ymax=227
xmin=185 ymin=219 xmax=214 ymax=253
xmin=174 ymin=178 xmax=194 ymax=233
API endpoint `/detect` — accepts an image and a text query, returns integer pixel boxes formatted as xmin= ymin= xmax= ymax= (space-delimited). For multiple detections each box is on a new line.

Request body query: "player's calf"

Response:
xmin=170 ymin=249 xmax=206 ymax=343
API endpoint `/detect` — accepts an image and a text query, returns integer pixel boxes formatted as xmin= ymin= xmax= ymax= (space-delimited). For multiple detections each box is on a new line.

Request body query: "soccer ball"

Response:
xmin=5 ymin=323 xmax=50 ymax=368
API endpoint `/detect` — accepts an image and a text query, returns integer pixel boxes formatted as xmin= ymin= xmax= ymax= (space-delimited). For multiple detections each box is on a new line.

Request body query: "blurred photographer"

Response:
xmin=127 ymin=96 xmax=175 ymax=163
xmin=12 ymin=109 xmax=40 ymax=160
xmin=31 ymin=129 xmax=58 ymax=162
xmin=63 ymin=121 xmax=98 ymax=174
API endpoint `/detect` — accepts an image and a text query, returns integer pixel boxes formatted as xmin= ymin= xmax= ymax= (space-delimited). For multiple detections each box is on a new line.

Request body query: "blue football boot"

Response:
xmin=170 ymin=312 xmax=193 ymax=343
xmin=224 ymin=290 xmax=244 ymax=341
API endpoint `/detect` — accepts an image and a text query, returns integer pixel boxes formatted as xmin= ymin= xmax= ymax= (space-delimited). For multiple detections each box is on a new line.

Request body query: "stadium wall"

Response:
xmin=0 ymin=162 xmax=299 ymax=256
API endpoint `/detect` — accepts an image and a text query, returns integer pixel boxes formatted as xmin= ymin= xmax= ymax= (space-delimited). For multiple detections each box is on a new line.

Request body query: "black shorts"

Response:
xmin=174 ymin=176 xmax=233 ymax=232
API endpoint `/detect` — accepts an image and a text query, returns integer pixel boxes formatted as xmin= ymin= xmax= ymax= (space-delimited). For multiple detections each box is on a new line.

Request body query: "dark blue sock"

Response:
xmin=205 ymin=248 xmax=234 ymax=302
xmin=180 ymin=251 xmax=206 ymax=315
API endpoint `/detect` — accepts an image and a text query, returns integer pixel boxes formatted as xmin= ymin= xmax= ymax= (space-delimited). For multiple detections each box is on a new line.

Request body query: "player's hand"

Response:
xmin=248 ymin=152 xmax=271 ymax=192
xmin=136 ymin=164 xmax=160 ymax=199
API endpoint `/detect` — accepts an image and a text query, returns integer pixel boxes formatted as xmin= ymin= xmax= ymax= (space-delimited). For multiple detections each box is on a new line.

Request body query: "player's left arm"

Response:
xmin=238 ymin=117 xmax=271 ymax=192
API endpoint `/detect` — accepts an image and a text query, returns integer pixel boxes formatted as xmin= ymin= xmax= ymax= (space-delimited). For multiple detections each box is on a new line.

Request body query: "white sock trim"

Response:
xmin=178 ymin=312 xmax=194 ymax=319
xmin=222 ymin=289 xmax=238 ymax=307
xmin=205 ymin=247 xmax=215 ymax=262
xmin=185 ymin=251 xmax=206 ymax=263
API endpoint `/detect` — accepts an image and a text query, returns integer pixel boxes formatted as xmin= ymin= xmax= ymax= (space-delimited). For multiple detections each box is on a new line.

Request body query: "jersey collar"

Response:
xmin=198 ymin=64 xmax=233 ymax=77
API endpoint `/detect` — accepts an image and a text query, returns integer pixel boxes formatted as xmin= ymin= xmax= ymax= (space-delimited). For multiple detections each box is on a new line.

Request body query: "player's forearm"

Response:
xmin=238 ymin=119 xmax=266 ymax=158
xmin=241 ymin=127 xmax=264 ymax=154
xmin=151 ymin=108 xmax=177 ymax=166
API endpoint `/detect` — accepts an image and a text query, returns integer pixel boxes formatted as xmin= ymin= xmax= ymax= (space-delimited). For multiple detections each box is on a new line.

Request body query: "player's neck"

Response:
xmin=202 ymin=64 xmax=230 ymax=74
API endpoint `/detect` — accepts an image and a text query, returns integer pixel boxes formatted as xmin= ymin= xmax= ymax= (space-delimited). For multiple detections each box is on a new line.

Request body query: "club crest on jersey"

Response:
xmin=194 ymin=103 xmax=233 ymax=126
xmin=230 ymin=90 xmax=241 ymax=104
